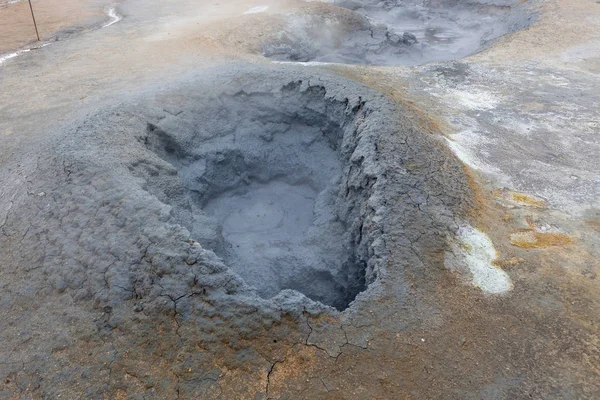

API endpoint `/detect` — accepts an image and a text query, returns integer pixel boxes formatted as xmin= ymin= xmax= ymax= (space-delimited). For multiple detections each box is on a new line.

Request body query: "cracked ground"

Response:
xmin=1 ymin=0 xmax=599 ymax=398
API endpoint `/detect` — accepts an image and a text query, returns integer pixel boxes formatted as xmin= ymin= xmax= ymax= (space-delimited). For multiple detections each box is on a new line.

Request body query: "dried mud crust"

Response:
xmin=0 ymin=68 xmax=471 ymax=397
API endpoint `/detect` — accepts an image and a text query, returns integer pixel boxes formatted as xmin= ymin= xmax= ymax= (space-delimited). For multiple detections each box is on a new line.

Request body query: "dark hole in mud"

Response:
xmin=141 ymin=82 xmax=378 ymax=310
xmin=262 ymin=0 xmax=532 ymax=65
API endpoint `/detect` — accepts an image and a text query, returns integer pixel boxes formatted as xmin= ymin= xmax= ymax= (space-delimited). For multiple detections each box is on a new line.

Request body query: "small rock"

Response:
xmin=187 ymin=239 xmax=201 ymax=247
xmin=403 ymin=32 xmax=418 ymax=45
xmin=386 ymin=32 xmax=403 ymax=45
xmin=185 ymin=257 xmax=197 ymax=266
xmin=52 ymin=277 xmax=67 ymax=293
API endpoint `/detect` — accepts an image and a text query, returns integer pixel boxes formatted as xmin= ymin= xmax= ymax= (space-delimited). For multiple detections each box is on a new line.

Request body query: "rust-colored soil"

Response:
xmin=0 ymin=0 xmax=112 ymax=53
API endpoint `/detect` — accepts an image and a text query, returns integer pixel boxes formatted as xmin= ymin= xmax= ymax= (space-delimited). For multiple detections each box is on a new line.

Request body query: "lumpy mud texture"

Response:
xmin=262 ymin=0 xmax=533 ymax=65
xmin=141 ymin=82 xmax=371 ymax=310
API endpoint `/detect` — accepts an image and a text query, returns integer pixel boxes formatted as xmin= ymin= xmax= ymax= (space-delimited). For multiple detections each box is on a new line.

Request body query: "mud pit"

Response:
xmin=142 ymin=83 xmax=373 ymax=310
xmin=262 ymin=0 xmax=532 ymax=65
xmin=6 ymin=69 xmax=469 ymax=322
xmin=0 ymin=68 xmax=478 ymax=397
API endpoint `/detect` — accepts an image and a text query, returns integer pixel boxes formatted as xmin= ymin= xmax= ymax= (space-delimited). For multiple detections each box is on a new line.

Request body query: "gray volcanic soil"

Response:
xmin=0 ymin=65 xmax=472 ymax=397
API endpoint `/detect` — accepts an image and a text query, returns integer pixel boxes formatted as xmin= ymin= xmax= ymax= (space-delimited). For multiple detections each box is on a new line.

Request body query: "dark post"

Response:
xmin=27 ymin=0 xmax=40 ymax=41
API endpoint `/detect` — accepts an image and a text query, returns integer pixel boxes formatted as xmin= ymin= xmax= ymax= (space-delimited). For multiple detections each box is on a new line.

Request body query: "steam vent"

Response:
xmin=1 ymin=0 xmax=599 ymax=398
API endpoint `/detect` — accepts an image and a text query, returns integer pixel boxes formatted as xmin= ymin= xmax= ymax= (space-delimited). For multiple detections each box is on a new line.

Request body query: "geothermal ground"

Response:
xmin=0 ymin=0 xmax=599 ymax=398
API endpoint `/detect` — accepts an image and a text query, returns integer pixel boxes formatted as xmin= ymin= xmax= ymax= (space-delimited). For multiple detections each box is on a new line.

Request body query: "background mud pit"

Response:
xmin=0 ymin=67 xmax=472 ymax=397
xmin=257 ymin=0 xmax=533 ymax=65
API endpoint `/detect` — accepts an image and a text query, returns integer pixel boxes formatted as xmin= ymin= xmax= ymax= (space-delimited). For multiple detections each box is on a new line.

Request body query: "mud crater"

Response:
xmin=141 ymin=82 xmax=380 ymax=310
xmin=262 ymin=0 xmax=532 ymax=65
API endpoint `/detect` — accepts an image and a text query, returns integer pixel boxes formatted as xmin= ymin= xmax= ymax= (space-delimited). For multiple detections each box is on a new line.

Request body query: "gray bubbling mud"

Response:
xmin=263 ymin=0 xmax=533 ymax=65
xmin=142 ymin=82 xmax=372 ymax=310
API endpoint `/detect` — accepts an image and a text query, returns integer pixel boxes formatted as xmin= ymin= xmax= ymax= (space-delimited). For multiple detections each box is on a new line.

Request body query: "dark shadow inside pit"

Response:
xmin=140 ymin=83 xmax=374 ymax=310
xmin=262 ymin=0 xmax=532 ymax=65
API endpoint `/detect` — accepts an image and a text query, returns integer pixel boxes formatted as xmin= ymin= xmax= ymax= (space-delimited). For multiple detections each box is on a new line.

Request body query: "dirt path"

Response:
xmin=0 ymin=0 xmax=118 ymax=53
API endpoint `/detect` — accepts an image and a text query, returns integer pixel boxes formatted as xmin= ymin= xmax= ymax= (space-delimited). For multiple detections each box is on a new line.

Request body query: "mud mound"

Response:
xmin=0 ymin=66 xmax=475 ymax=397
xmin=1 ymin=68 xmax=470 ymax=317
